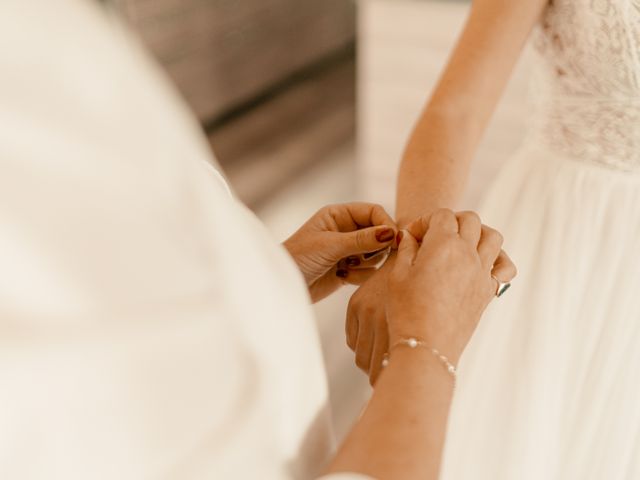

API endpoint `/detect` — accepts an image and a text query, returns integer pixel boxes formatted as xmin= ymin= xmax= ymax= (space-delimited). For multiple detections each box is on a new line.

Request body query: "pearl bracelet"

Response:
xmin=388 ymin=337 xmax=457 ymax=381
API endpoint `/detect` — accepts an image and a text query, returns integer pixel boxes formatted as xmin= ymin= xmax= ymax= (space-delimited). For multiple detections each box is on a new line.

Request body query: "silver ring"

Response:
xmin=492 ymin=275 xmax=511 ymax=298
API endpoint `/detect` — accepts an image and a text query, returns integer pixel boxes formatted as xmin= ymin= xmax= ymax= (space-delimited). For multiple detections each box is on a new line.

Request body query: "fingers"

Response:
xmin=406 ymin=208 xmax=459 ymax=242
xmin=406 ymin=215 xmax=430 ymax=242
xmin=310 ymin=263 xmax=378 ymax=302
xmin=346 ymin=304 xmax=359 ymax=351
xmin=329 ymin=225 xmax=396 ymax=260
xmin=368 ymin=322 xmax=389 ymax=386
xmin=325 ymin=203 xmax=397 ymax=232
xmin=354 ymin=319 xmax=374 ymax=373
xmin=394 ymin=230 xmax=419 ymax=272
xmin=477 ymin=225 xmax=505 ymax=269
xmin=428 ymin=208 xmax=459 ymax=235
xmin=491 ymin=249 xmax=517 ymax=283
xmin=345 ymin=267 xmax=390 ymax=383
xmin=457 ymin=211 xmax=482 ymax=246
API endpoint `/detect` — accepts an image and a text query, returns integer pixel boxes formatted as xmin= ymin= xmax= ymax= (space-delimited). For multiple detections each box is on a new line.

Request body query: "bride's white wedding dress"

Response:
xmin=440 ymin=1 xmax=640 ymax=479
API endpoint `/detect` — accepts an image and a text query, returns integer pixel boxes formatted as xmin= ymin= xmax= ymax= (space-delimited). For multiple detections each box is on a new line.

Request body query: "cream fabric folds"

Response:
xmin=440 ymin=146 xmax=640 ymax=480
xmin=439 ymin=1 xmax=640 ymax=478
xmin=0 ymin=1 xmax=370 ymax=479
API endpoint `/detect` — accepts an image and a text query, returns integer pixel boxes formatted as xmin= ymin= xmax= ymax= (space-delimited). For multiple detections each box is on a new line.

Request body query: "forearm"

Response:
xmin=327 ymin=347 xmax=454 ymax=480
xmin=396 ymin=106 xmax=482 ymax=226
xmin=395 ymin=0 xmax=547 ymax=227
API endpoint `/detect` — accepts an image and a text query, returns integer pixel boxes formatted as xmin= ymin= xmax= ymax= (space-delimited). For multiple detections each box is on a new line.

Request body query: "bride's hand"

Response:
xmin=347 ymin=210 xmax=516 ymax=384
xmin=283 ymin=203 xmax=397 ymax=303
xmin=387 ymin=209 xmax=516 ymax=366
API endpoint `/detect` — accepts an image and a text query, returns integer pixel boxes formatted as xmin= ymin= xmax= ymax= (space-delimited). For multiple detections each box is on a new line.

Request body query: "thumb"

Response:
xmin=394 ymin=230 xmax=419 ymax=272
xmin=330 ymin=225 xmax=396 ymax=259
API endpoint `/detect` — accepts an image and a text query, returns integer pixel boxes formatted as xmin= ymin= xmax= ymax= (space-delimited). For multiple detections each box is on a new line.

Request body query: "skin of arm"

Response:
xmin=336 ymin=1 xmax=543 ymax=473
xmin=330 ymin=348 xmax=454 ymax=479
xmin=330 ymin=210 xmax=515 ymax=479
xmin=396 ymin=0 xmax=549 ymax=226
xmin=342 ymin=0 xmax=548 ymax=387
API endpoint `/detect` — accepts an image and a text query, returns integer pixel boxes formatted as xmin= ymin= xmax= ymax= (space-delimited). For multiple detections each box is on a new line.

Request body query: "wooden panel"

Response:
xmin=115 ymin=0 xmax=356 ymax=121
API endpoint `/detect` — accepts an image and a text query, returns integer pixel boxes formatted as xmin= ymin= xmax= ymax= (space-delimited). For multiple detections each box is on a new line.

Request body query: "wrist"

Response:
xmin=385 ymin=344 xmax=456 ymax=391
xmin=390 ymin=337 xmax=457 ymax=380
xmin=388 ymin=314 xmax=466 ymax=365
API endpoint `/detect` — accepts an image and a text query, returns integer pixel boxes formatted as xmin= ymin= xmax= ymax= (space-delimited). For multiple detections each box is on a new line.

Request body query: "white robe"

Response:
xmin=0 ymin=1 xmax=371 ymax=478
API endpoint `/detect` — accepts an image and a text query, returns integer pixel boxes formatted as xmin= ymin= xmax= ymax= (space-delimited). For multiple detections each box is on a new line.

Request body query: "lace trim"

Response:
xmin=532 ymin=102 xmax=640 ymax=172
xmin=528 ymin=0 xmax=640 ymax=171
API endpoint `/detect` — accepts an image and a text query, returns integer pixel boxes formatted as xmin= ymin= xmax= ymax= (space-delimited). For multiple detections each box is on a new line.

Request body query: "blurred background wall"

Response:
xmin=108 ymin=0 xmax=531 ymax=440
xmin=112 ymin=0 xmax=356 ymax=208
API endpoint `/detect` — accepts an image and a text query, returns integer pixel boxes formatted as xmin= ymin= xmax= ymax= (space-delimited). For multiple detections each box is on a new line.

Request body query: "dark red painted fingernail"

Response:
xmin=336 ymin=269 xmax=348 ymax=278
xmin=376 ymin=228 xmax=394 ymax=243
xmin=346 ymin=256 xmax=361 ymax=267
xmin=396 ymin=231 xmax=404 ymax=244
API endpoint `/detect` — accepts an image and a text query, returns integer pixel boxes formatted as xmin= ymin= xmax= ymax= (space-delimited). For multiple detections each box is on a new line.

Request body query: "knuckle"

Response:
xmin=318 ymin=204 xmax=332 ymax=216
xmin=408 ymin=216 xmax=428 ymax=239
xmin=484 ymin=227 xmax=503 ymax=246
xmin=325 ymin=204 xmax=341 ymax=219
xmin=433 ymin=207 xmax=455 ymax=220
xmin=437 ymin=207 xmax=455 ymax=215
xmin=373 ymin=204 xmax=394 ymax=224
xmin=462 ymin=210 xmax=481 ymax=223
xmin=482 ymin=225 xmax=494 ymax=235
xmin=370 ymin=203 xmax=384 ymax=214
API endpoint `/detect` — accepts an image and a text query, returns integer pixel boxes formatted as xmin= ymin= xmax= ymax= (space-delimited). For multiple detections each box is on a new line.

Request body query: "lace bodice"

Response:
xmin=530 ymin=0 xmax=640 ymax=171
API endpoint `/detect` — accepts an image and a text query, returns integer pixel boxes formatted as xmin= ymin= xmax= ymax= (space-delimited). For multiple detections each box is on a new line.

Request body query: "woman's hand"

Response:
xmin=387 ymin=209 xmax=516 ymax=365
xmin=329 ymin=210 xmax=516 ymax=480
xmin=283 ymin=203 xmax=398 ymax=303
xmin=348 ymin=210 xmax=516 ymax=384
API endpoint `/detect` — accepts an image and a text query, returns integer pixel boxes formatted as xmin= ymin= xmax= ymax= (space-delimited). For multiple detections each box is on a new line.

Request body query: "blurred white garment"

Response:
xmin=0 ymin=1 xmax=370 ymax=479
xmin=440 ymin=2 xmax=640 ymax=479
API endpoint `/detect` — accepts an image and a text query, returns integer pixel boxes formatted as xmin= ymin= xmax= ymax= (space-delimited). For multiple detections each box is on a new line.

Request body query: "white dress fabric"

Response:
xmin=0 ymin=1 xmax=371 ymax=479
xmin=441 ymin=1 xmax=640 ymax=479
